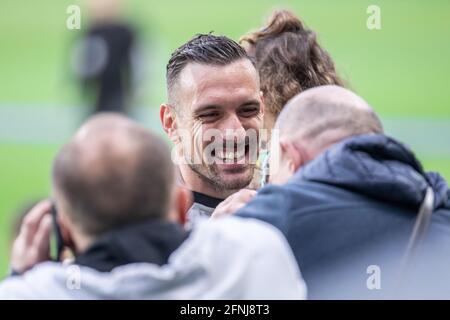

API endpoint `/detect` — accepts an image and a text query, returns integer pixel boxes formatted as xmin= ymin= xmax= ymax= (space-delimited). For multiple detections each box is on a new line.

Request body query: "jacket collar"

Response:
xmin=75 ymin=219 xmax=188 ymax=272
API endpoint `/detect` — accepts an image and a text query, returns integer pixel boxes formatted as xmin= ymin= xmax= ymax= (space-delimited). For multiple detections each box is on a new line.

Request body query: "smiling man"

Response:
xmin=160 ymin=34 xmax=264 ymax=225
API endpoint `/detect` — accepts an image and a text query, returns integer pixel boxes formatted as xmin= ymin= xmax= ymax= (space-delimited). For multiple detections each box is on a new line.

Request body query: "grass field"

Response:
xmin=0 ymin=0 xmax=449 ymax=277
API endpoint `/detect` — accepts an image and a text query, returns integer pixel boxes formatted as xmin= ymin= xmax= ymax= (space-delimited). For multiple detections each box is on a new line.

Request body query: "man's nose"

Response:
xmin=220 ymin=114 xmax=246 ymax=141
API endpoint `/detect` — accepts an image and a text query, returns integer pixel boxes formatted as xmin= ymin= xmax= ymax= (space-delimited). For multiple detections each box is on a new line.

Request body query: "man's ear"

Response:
xmin=57 ymin=212 xmax=77 ymax=253
xmin=280 ymin=139 xmax=303 ymax=173
xmin=175 ymin=186 xmax=193 ymax=226
xmin=160 ymin=104 xmax=179 ymax=143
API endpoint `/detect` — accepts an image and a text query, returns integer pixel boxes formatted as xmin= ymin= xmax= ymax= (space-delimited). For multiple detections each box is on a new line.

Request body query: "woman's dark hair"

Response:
xmin=240 ymin=10 xmax=345 ymax=117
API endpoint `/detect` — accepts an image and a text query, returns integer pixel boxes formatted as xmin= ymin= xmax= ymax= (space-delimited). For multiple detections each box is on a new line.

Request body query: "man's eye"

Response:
xmin=199 ymin=113 xmax=220 ymax=120
xmin=239 ymin=107 xmax=259 ymax=117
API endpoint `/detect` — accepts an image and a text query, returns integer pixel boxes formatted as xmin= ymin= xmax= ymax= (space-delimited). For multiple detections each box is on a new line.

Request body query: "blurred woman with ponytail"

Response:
xmin=240 ymin=10 xmax=345 ymax=187
xmin=240 ymin=9 xmax=345 ymax=131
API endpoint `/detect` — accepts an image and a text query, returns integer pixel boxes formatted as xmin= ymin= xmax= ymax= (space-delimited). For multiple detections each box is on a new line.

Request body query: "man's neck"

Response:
xmin=73 ymin=232 xmax=95 ymax=255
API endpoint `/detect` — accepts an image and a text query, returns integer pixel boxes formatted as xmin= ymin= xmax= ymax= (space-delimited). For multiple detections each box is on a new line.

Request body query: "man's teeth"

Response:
xmin=216 ymin=150 xmax=245 ymax=160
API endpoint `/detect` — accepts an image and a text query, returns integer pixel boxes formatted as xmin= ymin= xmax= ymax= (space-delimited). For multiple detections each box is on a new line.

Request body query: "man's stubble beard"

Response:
xmin=189 ymin=162 xmax=255 ymax=193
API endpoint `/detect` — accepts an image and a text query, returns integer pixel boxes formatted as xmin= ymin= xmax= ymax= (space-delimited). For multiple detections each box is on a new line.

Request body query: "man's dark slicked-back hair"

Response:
xmin=166 ymin=34 xmax=251 ymax=102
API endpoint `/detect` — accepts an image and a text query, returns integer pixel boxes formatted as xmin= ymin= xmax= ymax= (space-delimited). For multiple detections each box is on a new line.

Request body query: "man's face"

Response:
xmin=173 ymin=59 xmax=263 ymax=192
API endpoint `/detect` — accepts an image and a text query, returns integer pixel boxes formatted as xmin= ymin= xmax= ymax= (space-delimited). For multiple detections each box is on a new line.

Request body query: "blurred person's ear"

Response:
xmin=269 ymin=138 xmax=304 ymax=185
xmin=160 ymin=104 xmax=180 ymax=144
xmin=57 ymin=210 xmax=78 ymax=254
xmin=167 ymin=185 xmax=192 ymax=226
xmin=284 ymin=140 xmax=304 ymax=172
xmin=174 ymin=186 xmax=192 ymax=226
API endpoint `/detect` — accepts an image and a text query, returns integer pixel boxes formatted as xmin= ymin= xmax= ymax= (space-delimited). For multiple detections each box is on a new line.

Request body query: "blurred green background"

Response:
xmin=0 ymin=0 xmax=449 ymax=277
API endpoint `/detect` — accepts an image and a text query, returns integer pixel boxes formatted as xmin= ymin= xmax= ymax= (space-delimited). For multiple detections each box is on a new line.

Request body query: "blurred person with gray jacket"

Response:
xmin=0 ymin=113 xmax=306 ymax=299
